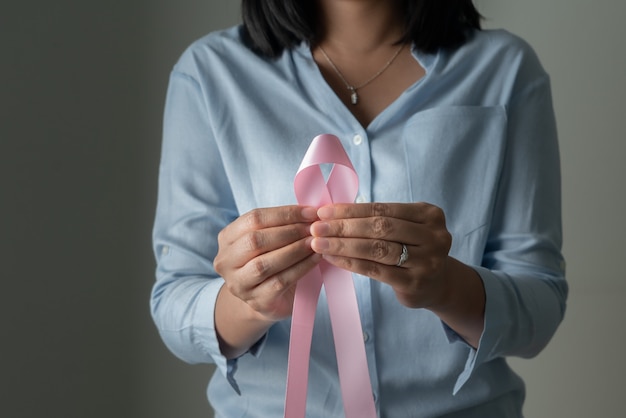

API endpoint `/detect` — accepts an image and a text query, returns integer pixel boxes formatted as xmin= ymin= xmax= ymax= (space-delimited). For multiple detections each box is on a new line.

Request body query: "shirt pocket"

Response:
xmin=401 ymin=105 xmax=507 ymax=264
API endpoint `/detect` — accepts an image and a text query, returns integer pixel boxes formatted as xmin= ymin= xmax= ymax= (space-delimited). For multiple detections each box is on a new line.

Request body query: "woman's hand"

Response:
xmin=309 ymin=202 xmax=452 ymax=309
xmin=214 ymin=205 xmax=321 ymax=323
xmin=310 ymin=202 xmax=485 ymax=347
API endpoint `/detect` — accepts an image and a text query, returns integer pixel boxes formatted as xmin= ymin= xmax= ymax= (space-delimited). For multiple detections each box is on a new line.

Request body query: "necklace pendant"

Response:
xmin=319 ymin=43 xmax=405 ymax=108
xmin=350 ymin=88 xmax=358 ymax=105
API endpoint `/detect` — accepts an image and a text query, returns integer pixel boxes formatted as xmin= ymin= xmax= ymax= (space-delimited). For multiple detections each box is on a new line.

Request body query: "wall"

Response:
xmin=2 ymin=2 xmax=148 ymax=417
xmin=2 ymin=1 xmax=624 ymax=417
xmin=1 ymin=1 xmax=237 ymax=417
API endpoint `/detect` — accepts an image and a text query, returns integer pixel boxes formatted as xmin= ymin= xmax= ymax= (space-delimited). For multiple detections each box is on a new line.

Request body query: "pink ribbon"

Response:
xmin=284 ymin=134 xmax=377 ymax=418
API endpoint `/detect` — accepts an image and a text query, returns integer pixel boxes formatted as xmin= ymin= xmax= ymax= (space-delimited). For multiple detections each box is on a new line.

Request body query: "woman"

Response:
xmin=151 ymin=1 xmax=568 ymax=416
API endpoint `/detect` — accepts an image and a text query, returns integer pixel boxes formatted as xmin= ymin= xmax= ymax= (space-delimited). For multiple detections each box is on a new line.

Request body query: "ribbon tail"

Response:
xmin=284 ymin=267 xmax=323 ymax=418
xmin=323 ymin=264 xmax=377 ymax=418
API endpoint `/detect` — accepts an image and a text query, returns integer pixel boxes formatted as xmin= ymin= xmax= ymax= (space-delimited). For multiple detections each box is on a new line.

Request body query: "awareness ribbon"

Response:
xmin=284 ymin=134 xmax=377 ymax=418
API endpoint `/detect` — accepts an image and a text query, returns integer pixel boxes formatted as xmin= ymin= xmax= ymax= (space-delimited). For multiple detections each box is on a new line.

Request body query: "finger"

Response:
xmin=323 ymin=253 xmax=447 ymax=309
xmin=233 ymin=236 xmax=317 ymax=294
xmin=311 ymin=237 xmax=412 ymax=267
xmin=320 ymin=254 xmax=408 ymax=286
xmin=249 ymin=252 xmax=322 ymax=308
xmin=311 ymin=216 xmax=432 ymax=246
xmin=317 ymin=202 xmax=445 ymax=225
xmin=228 ymin=223 xmax=314 ymax=268
xmin=320 ymin=252 xmax=437 ymax=290
xmin=220 ymin=205 xmax=318 ymax=245
xmin=225 ymin=250 xmax=322 ymax=321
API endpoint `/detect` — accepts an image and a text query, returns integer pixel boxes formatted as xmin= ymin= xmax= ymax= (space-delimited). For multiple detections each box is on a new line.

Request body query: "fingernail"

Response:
xmin=301 ymin=206 xmax=318 ymax=220
xmin=311 ymin=237 xmax=330 ymax=252
xmin=310 ymin=221 xmax=330 ymax=236
xmin=317 ymin=206 xmax=334 ymax=219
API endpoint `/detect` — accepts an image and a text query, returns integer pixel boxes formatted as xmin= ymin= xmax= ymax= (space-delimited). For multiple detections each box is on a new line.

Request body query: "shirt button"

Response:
xmin=363 ymin=331 xmax=370 ymax=342
xmin=352 ymin=134 xmax=363 ymax=145
xmin=356 ymin=195 xmax=366 ymax=204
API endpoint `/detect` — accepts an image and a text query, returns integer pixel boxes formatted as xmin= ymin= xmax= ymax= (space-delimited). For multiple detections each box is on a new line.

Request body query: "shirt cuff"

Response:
xmin=194 ymin=280 xmax=270 ymax=395
xmin=224 ymin=333 xmax=269 ymax=395
xmin=448 ymin=266 xmax=509 ymax=394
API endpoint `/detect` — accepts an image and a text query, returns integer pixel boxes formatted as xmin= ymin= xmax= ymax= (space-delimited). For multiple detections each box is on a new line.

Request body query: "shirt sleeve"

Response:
xmin=452 ymin=74 xmax=568 ymax=394
xmin=150 ymin=69 xmax=262 ymax=389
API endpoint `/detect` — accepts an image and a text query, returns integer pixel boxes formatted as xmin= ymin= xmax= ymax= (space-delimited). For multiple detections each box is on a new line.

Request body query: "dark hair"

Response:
xmin=241 ymin=0 xmax=481 ymax=58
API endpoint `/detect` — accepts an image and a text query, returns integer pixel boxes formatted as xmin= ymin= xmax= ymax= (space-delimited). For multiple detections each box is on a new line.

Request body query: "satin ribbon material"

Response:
xmin=285 ymin=134 xmax=377 ymax=418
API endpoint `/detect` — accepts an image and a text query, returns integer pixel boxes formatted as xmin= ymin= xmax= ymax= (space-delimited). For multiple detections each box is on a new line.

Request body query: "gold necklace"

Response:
xmin=318 ymin=43 xmax=405 ymax=105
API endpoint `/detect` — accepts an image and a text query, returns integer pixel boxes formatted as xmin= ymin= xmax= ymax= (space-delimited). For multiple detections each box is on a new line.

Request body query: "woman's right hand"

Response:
xmin=214 ymin=205 xmax=321 ymax=323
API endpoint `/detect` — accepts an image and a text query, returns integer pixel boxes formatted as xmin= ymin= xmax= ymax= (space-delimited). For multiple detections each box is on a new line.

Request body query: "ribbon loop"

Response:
xmin=285 ymin=134 xmax=376 ymax=418
xmin=294 ymin=133 xmax=359 ymax=206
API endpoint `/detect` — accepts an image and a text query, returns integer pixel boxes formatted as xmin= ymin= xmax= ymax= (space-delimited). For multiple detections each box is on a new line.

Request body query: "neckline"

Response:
xmin=295 ymin=42 xmax=438 ymax=130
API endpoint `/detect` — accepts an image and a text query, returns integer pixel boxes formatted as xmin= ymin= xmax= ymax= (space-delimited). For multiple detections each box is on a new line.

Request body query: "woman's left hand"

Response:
xmin=310 ymin=202 xmax=453 ymax=309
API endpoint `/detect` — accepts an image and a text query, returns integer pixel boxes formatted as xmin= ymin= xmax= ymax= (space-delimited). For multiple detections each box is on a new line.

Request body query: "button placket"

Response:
xmin=349 ymin=131 xmax=370 ymax=204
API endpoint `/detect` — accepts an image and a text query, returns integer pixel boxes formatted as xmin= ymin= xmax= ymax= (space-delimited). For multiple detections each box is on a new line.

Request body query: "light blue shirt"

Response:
xmin=151 ymin=26 xmax=567 ymax=418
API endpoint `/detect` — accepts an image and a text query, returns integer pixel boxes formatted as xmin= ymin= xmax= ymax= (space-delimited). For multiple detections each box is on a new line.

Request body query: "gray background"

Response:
xmin=2 ymin=1 xmax=624 ymax=417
